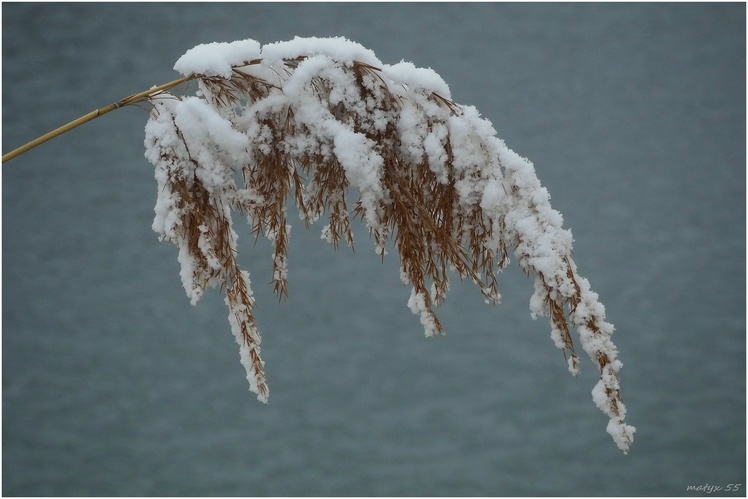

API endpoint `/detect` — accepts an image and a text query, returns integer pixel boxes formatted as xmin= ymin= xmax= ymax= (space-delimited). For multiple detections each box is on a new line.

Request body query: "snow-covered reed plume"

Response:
xmin=141 ymin=36 xmax=634 ymax=452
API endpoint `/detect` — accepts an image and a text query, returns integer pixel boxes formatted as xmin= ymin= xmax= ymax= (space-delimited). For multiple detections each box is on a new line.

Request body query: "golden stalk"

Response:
xmin=2 ymin=74 xmax=197 ymax=164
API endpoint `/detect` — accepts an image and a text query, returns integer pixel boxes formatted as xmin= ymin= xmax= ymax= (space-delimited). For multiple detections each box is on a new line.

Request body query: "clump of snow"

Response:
xmin=407 ymin=288 xmax=441 ymax=338
xmin=260 ymin=36 xmax=382 ymax=68
xmin=607 ymin=419 xmax=637 ymax=455
xmin=385 ymin=61 xmax=451 ymax=98
xmin=174 ymin=39 xmax=260 ymax=78
xmin=174 ymin=39 xmax=261 ymax=78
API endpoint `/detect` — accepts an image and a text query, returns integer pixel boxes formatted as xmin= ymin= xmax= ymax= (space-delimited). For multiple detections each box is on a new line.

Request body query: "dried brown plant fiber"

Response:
xmin=3 ymin=39 xmax=635 ymax=453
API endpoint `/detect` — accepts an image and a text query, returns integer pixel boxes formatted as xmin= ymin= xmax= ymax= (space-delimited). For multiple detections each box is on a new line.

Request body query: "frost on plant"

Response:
xmin=144 ymin=36 xmax=635 ymax=452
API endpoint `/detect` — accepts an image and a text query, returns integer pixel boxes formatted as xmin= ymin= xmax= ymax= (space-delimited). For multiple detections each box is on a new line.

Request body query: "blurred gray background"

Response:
xmin=3 ymin=3 xmax=745 ymax=496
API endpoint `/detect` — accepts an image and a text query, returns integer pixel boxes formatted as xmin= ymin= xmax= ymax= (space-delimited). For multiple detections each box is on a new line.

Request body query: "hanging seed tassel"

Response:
xmin=143 ymin=37 xmax=634 ymax=452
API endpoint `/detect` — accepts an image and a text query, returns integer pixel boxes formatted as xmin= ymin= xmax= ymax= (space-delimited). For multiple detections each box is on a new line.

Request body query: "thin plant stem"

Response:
xmin=2 ymin=74 xmax=197 ymax=164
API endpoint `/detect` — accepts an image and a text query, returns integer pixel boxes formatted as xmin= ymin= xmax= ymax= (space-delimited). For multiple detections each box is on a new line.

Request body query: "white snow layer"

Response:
xmin=146 ymin=36 xmax=634 ymax=453
xmin=174 ymin=39 xmax=261 ymax=78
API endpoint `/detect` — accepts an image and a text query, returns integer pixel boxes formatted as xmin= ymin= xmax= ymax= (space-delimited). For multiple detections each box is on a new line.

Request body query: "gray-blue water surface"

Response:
xmin=3 ymin=3 xmax=745 ymax=496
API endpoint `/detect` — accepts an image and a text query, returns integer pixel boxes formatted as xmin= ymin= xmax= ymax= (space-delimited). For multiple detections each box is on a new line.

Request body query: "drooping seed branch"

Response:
xmin=3 ymin=36 xmax=635 ymax=453
xmin=142 ymin=37 xmax=634 ymax=453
